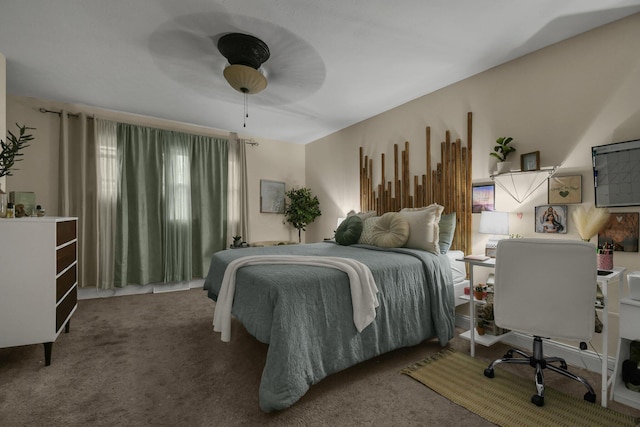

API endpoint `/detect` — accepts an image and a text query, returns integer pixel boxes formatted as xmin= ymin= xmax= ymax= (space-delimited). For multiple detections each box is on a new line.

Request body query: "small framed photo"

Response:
xmin=535 ymin=205 xmax=567 ymax=234
xmin=548 ymin=175 xmax=582 ymax=204
xmin=520 ymin=151 xmax=540 ymax=172
xmin=472 ymin=183 xmax=495 ymax=213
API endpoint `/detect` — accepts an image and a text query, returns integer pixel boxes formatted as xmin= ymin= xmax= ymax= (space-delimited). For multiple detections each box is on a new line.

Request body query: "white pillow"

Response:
xmin=398 ymin=204 xmax=445 ymax=254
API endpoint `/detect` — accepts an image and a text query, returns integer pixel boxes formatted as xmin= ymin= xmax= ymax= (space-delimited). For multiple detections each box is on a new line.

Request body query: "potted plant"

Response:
xmin=232 ymin=235 xmax=242 ymax=247
xmin=476 ymin=319 xmax=486 ymax=336
xmin=284 ymin=187 xmax=322 ymax=243
xmin=473 ymin=284 xmax=485 ymax=301
xmin=491 ymin=136 xmax=515 ymax=173
xmin=0 ymin=124 xmax=35 ymax=218
xmin=0 ymin=124 xmax=35 ymax=180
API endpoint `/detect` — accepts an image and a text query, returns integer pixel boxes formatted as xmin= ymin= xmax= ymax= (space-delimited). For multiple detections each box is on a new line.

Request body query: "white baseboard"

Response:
xmin=78 ymin=279 xmax=204 ymax=300
xmin=455 ymin=313 xmax=615 ymax=375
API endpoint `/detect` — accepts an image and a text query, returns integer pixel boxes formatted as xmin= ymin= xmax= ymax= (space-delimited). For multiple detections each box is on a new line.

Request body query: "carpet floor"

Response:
xmin=1 ymin=288 xmax=639 ymax=426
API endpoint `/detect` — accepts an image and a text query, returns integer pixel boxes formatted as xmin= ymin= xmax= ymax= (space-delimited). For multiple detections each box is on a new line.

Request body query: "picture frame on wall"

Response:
xmin=535 ymin=205 xmax=567 ymax=234
xmin=548 ymin=175 xmax=582 ymax=204
xmin=520 ymin=151 xmax=540 ymax=172
xmin=260 ymin=179 xmax=285 ymax=213
xmin=597 ymin=212 xmax=639 ymax=252
xmin=472 ymin=183 xmax=495 ymax=213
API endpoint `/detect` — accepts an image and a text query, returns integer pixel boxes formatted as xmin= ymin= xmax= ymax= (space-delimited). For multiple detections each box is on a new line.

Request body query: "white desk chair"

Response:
xmin=484 ymin=238 xmax=597 ymax=406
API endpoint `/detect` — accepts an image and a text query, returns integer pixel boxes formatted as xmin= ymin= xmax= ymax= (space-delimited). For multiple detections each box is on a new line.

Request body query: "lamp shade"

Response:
xmin=479 ymin=211 xmax=509 ymax=235
xmin=223 ymin=64 xmax=267 ymax=94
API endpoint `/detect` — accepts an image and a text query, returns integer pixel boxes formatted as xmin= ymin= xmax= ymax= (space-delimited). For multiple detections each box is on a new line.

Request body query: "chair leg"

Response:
xmin=546 ymin=363 xmax=597 ymax=402
xmin=532 ymin=363 xmax=545 ymax=406
xmin=506 ymin=348 xmax=530 ymax=359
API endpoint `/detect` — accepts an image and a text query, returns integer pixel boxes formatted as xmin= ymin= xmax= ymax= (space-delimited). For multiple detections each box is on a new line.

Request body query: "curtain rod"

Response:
xmin=39 ymin=107 xmax=87 ymax=119
xmin=40 ymin=107 xmax=257 ymax=145
xmin=242 ymin=139 xmax=259 ymax=147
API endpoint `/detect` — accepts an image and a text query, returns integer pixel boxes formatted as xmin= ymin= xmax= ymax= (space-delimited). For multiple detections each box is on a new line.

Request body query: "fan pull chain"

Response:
xmin=243 ymin=92 xmax=248 ymax=128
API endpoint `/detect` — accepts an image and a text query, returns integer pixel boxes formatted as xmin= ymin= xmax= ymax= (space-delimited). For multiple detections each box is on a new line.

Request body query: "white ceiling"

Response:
xmin=1 ymin=1 xmax=640 ymax=144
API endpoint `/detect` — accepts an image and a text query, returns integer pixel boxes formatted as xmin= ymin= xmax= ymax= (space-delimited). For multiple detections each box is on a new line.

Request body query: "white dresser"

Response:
xmin=0 ymin=217 xmax=78 ymax=365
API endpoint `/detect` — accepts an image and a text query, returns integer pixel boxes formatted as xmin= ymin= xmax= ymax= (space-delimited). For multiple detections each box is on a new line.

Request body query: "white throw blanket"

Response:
xmin=213 ymin=255 xmax=379 ymax=342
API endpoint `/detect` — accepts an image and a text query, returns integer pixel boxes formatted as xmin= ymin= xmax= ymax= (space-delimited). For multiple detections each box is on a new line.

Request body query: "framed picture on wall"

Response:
xmin=520 ymin=151 xmax=540 ymax=172
xmin=260 ymin=180 xmax=285 ymax=213
xmin=535 ymin=205 xmax=567 ymax=234
xmin=472 ymin=183 xmax=495 ymax=213
xmin=597 ymin=212 xmax=639 ymax=252
xmin=548 ymin=175 xmax=582 ymax=204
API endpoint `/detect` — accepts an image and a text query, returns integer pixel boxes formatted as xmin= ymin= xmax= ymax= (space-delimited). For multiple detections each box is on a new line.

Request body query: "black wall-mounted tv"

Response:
xmin=592 ymin=138 xmax=640 ymax=207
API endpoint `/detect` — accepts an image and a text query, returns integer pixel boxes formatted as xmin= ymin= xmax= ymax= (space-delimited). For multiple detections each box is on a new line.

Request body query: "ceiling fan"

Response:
xmin=217 ymin=32 xmax=271 ymax=126
xmin=217 ymin=32 xmax=270 ymax=95
xmin=148 ymin=12 xmax=327 ymax=121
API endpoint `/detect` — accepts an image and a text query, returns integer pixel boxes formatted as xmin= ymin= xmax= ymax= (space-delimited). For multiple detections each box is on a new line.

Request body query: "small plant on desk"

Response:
xmin=476 ymin=319 xmax=486 ymax=336
xmin=473 ymin=284 xmax=486 ymax=301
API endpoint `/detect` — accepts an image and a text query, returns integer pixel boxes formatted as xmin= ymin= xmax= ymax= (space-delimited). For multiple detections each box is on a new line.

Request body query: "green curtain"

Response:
xmin=114 ymin=124 xmax=227 ymax=286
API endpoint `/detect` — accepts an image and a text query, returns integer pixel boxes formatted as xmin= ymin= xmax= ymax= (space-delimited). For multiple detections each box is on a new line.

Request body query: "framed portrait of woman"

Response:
xmin=535 ymin=205 xmax=568 ymax=234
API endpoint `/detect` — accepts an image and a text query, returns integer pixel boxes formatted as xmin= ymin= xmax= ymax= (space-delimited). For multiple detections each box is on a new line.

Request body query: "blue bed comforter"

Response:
xmin=203 ymin=242 xmax=455 ymax=412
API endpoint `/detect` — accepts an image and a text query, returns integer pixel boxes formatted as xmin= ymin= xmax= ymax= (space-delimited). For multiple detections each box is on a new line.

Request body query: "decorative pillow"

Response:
xmin=358 ymin=216 xmax=380 ymax=245
xmin=438 ymin=212 xmax=457 ymax=253
xmin=370 ymin=212 xmax=410 ymax=248
xmin=398 ymin=204 xmax=444 ymax=254
xmin=335 ymin=215 xmax=363 ymax=246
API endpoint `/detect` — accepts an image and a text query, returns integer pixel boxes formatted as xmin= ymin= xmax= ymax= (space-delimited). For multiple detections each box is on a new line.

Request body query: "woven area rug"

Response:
xmin=401 ymin=349 xmax=639 ymax=427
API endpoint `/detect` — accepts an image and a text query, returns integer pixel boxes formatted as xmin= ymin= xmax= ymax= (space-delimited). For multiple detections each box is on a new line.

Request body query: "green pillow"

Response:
xmin=335 ymin=215 xmax=363 ymax=246
xmin=438 ymin=212 xmax=457 ymax=253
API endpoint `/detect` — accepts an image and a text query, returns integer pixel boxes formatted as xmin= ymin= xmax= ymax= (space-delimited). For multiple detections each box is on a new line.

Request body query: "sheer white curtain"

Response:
xmin=95 ymin=119 xmax=117 ymax=288
xmin=227 ymin=134 xmax=250 ymax=245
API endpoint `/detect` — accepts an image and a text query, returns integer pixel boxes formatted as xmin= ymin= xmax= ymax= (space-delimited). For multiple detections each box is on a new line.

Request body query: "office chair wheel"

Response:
xmin=484 ymin=368 xmax=494 ymax=378
xmin=531 ymin=394 xmax=544 ymax=407
xmin=584 ymin=392 xmax=596 ymax=403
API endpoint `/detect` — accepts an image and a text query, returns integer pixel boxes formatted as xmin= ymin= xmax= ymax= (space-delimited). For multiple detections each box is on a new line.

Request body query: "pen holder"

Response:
xmin=598 ymin=252 xmax=613 ymax=271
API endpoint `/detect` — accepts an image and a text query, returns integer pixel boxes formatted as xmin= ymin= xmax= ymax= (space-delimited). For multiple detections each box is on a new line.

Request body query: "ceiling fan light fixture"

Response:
xmin=223 ymin=64 xmax=267 ymax=94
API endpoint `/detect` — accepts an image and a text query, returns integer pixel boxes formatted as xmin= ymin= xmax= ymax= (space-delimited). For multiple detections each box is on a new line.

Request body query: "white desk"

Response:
xmin=458 ymin=257 xmax=497 ymax=357
xmin=459 ymin=257 xmax=625 ymax=408
xmin=597 ymin=266 xmax=626 ymax=408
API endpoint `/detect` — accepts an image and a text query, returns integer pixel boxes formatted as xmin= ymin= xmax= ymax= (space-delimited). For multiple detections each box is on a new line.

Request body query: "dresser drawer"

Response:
xmin=56 ymin=264 xmax=77 ymax=303
xmin=56 ymin=220 xmax=77 ymax=246
xmin=56 ymin=286 xmax=77 ymax=332
xmin=56 ymin=241 xmax=76 ymax=274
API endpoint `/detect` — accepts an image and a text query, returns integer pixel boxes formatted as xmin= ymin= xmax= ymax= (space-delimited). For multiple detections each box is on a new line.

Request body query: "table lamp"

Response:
xmin=479 ymin=210 xmax=509 ymax=257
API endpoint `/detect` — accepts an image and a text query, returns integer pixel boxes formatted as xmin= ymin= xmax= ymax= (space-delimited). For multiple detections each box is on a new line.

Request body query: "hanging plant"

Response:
xmin=0 ymin=124 xmax=35 ymax=178
xmin=284 ymin=187 xmax=322 ymax=243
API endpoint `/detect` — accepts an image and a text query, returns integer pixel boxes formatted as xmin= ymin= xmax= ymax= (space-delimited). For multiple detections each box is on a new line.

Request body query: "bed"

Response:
xmin=203 ymin=208 xmax=468 ymax=412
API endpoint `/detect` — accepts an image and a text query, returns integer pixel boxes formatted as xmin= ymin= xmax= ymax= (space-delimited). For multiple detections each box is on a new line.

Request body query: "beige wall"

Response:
xmin=0 ymin=52 xmax=6 ymax=194
xmin=305 ymin=13 xmax=640 ymax=354
xmin=4 ymin=95 xmax=305 ymax=243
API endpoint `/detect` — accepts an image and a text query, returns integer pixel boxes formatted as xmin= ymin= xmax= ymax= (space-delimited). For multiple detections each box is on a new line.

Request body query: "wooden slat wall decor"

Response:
xmin=359 ymin=112 xmax=473 ymax=254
